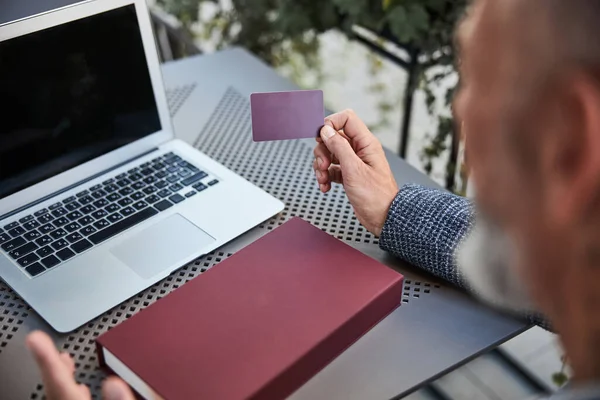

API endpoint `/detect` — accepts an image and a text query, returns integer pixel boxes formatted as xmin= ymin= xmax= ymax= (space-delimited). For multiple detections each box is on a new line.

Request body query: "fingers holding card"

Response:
xmin=250 ymin=90 xmax=324 ymax=142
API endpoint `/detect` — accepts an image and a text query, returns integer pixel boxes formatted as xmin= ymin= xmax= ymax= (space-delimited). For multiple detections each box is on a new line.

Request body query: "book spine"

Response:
xmin=251 ymin=276 xmax=405 ymax=400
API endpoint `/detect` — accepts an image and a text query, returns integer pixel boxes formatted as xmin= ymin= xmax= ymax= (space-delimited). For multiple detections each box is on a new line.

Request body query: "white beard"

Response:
xmin=456 ymin=215 xmax=537 ymax=314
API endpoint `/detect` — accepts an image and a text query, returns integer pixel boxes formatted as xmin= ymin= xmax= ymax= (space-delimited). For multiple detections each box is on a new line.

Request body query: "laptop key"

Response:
xmin=80 ymin=205 xmax=96 ymax=215
xmin=35 ymin=236 xmax=53 ymax=246
xmin=132 ymin=181 xmax=145 ymax=190
xmin=51 ymin=207 xmax=68 ymax=218
xmin=143 ymin=176 xmax=157 ymax=185
xmin=155 ymin=180 xmax=169 ymax=189
xmin=140 ymin=168 xmax=154 ymax=176
xmin=89 ymin=207 xmax=158 ymax=245
xmin=92 ymin=189 xmax=107 ymax=199
xmin=164 ymin=156 xmax=179 ymax=165
xmin=71 ymin=239 xmax=93 ymax=254
xmin=48 ymin=202 xmax=62 ymax=211
xmin=66 ymin=211 xmax=84 ymax=221
xmin=23 ymin=230 xmax=41 ymax=241
xmin=65 ymin=222 xmax=81 ymax=233
xmin=132 ymin=201 xmax=148 ymax=211
xmin=78 ymin=216 xmax=95 ymax=226
xmin=79 ymin=195 xmax=94 ymax=205
xmin=106 ymin=193 xmax=121 ymax=202
xmin=17 ymin=253 xmax=39 ymax=267
xmin=65 ymin=202 xmax=81 ymax=212
xmin=145 ymin=195 xmax=161 ymax=204
xmin=34 ymin=209 xmax=49 ymax=217
xmin=208 ymin=179 xmax=219 ymax=186
xmin=163 ymin=152 xmax=175 ymax=159
xmin=158 ymin=189 xmax=172 ymax=198
xmin=76 ymin=190 xmax=89 ymax=198
xmin=37 ymin=213 xmax=54 ymax=224
xmin=185 ymin=191 xmax=197 ymax=198
xmin=79 ymin=225 xmax=97 ymax=236
xmin=131 ymin=192 xmax=145 ymax=201
xmin=166 ymin=175 xmax=180 ymax=183
xmin=26 ymin=262 xmax=46 ymax=277
xmin=169 ymin=183 xmax=183 ymax=192
xmin=41 ymin=254 xmax=61 ymax=269
xmin=0 ymin=233 xmax=11 ymax=244
xmin=8 ymin=226 xmax=26 ymax=237
xmin=128 ymin=167 xmax=140 ymax=174
xmin=166 ymin=165 xmax=179 ymax=173
xmin=23 ymin=220 xmax=40 ymax=231
xmin=91 ymin=210 xmax=108 ymax=220
xmin=93 ymin=199 xmax=109 ymax=208
xmin=93 ymin=219 xmax=110 ymax=230
xmin=193 ymin=183 xmax=207 ymax=192
xmin=120 ymin=207 xmax=136 ymax=217
xmin=90 ymin=184 xmax=103 ymax=192
xmin=129 ymin=172 xmax=143 ymax=182
xmin=116 ymin=179 xmax=131 ymax=188
xmin=107 ymin=213 xmax=123 ymax=223
xmin=53 ymin=217 xmax=70 ymax=227
xmin=50 ymin=229 xmax=68 ymax=240
xmin=36 ymin=246 xmax=53 ymax=258
xmin=66 ymin=233 xmax=83 ymax=244
xmin=56 ymin=248 xmax=75 ymax=261
xmin=181 ymin=171 xmax=208 ymax=186
xmin=63 ymin=196 xmax=77 ymax=204
xmin=116 ymin=173 xmax=127 ymax=180
xmin=155 ymin=171 xmax=168 ymax=179
xmin=168 ymin=194 xmax=185 ymax=204
xmin=3 ymin=221 xmax=19 ymax=230
xmin=104 ymin=184 xmax=119 ymax=193
xmin=178 ymin=169 xmax=192 ymax=178
xmin=152 ymin=157 xmax=163 ymax=163
xmin=105 ymin=203 xmax=120 ymax=213
xmin=140 ymin=162 xmax=152 ymax=168
xmin=119 ymin=187 xmax=134 ymax=196
xmin=2 ymin=237 xmax=26 ymax=251
xmin=102 ymin=178 xmax=115 ymax=185
xmin=142 ymin=186 xmax=157 ymax=195
xmin=153 ymin=162 xmax=166 ymax=171
xmin=19 ymin=215 xmax=34 ymax=224
xmin=9 ymin=242 xmax=38 ymax=259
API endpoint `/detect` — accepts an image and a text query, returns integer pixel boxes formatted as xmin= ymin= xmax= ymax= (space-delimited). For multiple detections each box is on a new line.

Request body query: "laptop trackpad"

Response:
xmin=111 ymin=214 xmax=215 ymax=279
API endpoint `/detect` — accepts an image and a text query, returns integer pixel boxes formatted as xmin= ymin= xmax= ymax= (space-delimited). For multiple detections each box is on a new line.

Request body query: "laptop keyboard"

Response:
xmin=0 ymin=152 xmax=220 ymax=278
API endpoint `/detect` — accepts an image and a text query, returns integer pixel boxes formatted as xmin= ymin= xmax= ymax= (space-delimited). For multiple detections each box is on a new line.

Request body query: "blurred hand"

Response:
xmin=26 ymin=331 xmax=135 ymax=400
xmin=313 ymin=110 xmax=399 ymax=236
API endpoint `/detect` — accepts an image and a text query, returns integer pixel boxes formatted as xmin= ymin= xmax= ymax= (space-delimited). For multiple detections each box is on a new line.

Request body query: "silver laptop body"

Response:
xmin=0 ymin=0 xmax=284 ymax=332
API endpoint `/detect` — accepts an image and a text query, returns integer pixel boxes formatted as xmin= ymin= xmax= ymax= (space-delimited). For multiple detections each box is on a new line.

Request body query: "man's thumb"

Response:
xmin=102 ymin=378 xmax=136 ymax=400
xmin=320 ymin=125 xmax=360 ymax=169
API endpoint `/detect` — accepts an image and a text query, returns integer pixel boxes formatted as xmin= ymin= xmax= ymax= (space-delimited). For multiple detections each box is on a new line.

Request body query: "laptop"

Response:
xmin=0 ymin=0 xmax=284 ymax=333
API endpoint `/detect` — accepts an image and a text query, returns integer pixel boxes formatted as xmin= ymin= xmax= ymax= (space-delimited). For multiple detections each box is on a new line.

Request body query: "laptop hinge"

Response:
xmin=0 ymin=147 xmax=160 ymax=221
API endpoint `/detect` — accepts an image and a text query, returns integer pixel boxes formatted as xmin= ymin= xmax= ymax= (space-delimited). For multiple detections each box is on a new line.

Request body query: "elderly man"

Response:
xmin=27 ymin=0 xmax=600 ymax=398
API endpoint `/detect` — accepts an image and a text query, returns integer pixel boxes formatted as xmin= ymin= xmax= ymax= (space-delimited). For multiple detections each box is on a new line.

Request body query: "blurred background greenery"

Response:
xmin=150 ymin=0 xmax=469 ymax=193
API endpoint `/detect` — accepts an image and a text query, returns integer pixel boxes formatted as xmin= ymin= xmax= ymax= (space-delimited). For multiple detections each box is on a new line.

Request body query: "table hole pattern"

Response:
xmin=0 ymin=285 xmax=30 ymax=354
xmin=166 ymin=83 xmax=197 ymax=117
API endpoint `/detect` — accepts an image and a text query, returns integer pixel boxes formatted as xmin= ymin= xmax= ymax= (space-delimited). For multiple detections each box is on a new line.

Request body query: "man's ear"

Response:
xmin=545 ymin=72 xmax=600 ymax=226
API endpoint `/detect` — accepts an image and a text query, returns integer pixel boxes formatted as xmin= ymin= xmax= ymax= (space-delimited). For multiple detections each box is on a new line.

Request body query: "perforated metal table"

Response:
xmin=0 ymin=48 xmax=527 ymax=400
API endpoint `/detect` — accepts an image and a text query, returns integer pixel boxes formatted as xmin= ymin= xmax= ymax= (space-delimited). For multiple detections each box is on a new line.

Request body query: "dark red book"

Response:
xmin=97 ymin=217 xmax=403 ymax=400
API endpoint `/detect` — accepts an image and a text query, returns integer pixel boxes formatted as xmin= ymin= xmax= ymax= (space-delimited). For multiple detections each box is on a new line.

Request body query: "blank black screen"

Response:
xmin=0 ymin=5 xmax=161 ymax=199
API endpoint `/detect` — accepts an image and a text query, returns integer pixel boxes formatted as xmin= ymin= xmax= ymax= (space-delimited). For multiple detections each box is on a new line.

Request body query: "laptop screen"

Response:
xmin=0 ymin=5 xmax=162 ymax=200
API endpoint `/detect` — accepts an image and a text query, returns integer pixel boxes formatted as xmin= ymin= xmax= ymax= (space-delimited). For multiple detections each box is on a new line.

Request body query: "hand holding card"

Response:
xmin=251 ymin=90 xmax=324 ymax=142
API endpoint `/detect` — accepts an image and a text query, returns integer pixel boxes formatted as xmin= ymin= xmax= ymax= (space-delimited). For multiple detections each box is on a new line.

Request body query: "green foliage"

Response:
xmin=156 ymin=0 xmax=468 ymax=191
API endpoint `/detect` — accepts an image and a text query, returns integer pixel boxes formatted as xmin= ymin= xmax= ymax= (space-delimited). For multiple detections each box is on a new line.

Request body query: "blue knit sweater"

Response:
xmin=379 ymin=184 xmax=548 ymax=329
